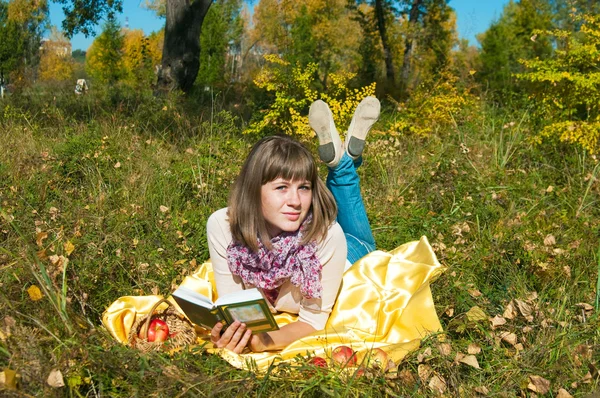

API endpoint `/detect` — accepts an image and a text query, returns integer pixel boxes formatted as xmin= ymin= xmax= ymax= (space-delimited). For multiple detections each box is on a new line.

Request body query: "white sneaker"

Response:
xmin=309 ymin=100 xmax=343 ymax=167
xmin=345 ymin=96 xmax=380 ymax=159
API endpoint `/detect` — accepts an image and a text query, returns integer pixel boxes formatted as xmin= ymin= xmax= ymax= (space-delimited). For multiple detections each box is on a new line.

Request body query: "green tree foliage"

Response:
xmin=0 ymin=0 xmax=48 ymax=84
xmin=516 ymin=13 xmax=600 ymax=153
xmin=85 ymin=15 xmax=125 ymax=85
xmin=196 ymin=0 xmax=243 ymax=89
xmin=251 ymin=0 xmax=362 ymax=89
xmin=477 ymin=0 xmax=553 ymax=100
xmin=0 ymin=1 xmax=25 ymax=76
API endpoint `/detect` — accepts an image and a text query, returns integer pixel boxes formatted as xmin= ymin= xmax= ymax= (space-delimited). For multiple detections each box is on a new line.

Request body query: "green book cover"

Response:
xmin=172 ymin=286 xmax=279 ymax=334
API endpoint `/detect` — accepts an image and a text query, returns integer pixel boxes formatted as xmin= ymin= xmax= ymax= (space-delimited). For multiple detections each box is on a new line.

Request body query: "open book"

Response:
xmin=171 ymin=286 xmax=279 ymax=334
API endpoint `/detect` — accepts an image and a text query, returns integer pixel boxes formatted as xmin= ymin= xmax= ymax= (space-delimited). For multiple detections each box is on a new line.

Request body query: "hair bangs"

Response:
xmin=261 ymin=143 xmax=317 ymax=185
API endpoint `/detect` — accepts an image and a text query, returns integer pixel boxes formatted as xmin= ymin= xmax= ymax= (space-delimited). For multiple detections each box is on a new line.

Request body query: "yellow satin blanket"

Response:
xmin=102 ymin=236 xmax=445 ymax=371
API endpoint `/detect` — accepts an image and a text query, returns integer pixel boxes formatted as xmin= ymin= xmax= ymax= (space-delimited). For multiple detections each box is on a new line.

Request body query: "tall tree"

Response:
xmin=156 ymin=0 xmax=213 ymax=93
xmin=374 ymin=0 xmax=395 ymax=89
xmin=85 ymin=14 xmax=124 ymax=84
xmin=196 ymin=0 xmax=243 ymax=89
xmin=477 ymin=0 xmax=553 ymax=100
xmin=53 ymin=0 xmax=213 ymax=93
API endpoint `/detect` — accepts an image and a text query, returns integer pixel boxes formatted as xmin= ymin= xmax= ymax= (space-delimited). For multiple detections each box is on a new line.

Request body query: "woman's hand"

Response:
xmin=210 ymin=321 xmax=252 ymax=354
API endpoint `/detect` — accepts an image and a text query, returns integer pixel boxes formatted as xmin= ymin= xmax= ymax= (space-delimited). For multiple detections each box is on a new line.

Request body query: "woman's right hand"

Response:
xmin=210 ymin=321 xmax=252 ymax=354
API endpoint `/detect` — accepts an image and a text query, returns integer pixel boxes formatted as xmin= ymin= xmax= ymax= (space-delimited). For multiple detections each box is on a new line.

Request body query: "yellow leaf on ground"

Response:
xmin=466 ymin=306 xmax=487 ymax=322
xmin=47 ymin=369 xmax=65 ymax=388
xmin=27 ymin=285 xmax=43 ymax=301
xmin=64 ymin=241 xmax=75 ymax=256
xmin=36 ymin=231 xmax=48 ymax=247
xmin=0 ymin=368 xmax=18 ymax=390
xmin=528 ymin=375 xmax=550 ymax=394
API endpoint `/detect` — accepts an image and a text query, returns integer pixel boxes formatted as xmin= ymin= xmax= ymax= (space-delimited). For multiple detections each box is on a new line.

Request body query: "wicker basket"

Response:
xmin=128 ymin=298 xmax=197 ymax=352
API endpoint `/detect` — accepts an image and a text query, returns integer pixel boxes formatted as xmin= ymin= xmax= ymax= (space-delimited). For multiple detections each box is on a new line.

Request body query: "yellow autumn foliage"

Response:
xmin=38 ymin=38 xmax=74 ymax=82
xmin=516 ymin=14 xmax=600 ymax=153
xmin=246 ymin=55 xmax=375 ymax=138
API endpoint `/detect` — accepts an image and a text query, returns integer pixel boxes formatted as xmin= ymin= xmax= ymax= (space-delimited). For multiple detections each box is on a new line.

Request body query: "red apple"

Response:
xmin=368 ymin=348 xmax=389 ymax=369
xmin=145 ymin=318 xmax=169 ymax=342
xmin=308 ymin=356 xmax=328 ymax=368
xmin=331 ymin=345 xmax=357 ymax=367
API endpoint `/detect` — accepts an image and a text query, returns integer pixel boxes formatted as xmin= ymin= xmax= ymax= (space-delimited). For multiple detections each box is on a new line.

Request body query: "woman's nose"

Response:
xmin=286 ymin=189 xmax=301 ymax=206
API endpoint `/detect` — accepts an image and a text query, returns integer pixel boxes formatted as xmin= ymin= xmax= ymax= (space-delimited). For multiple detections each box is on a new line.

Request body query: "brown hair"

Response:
xmin=228 ymin=135 xmax=337 ymax=252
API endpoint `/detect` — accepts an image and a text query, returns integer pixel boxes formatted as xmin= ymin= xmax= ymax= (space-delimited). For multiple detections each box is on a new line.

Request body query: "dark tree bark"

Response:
xmin=156 ymin=0 xmax=213 ymax=93
xmin=400 ymin=0 xmax=422 ymax=96
xmin=374 ymin=0 xmax=395 ymax=90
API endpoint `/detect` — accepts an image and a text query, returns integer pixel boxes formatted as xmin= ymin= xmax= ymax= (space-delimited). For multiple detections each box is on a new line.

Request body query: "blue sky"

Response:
xmin=49 ymin=0 xmax=509 ymax=52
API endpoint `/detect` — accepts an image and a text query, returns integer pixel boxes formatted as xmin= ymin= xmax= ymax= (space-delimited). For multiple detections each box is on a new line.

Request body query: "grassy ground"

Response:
xmin=1 ymin=92 xmax=599 ymax=396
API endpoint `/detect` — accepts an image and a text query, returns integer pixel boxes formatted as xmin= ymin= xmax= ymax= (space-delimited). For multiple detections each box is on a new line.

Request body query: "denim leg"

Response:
xmin=326 ymin=153 xmax=376 ymax=264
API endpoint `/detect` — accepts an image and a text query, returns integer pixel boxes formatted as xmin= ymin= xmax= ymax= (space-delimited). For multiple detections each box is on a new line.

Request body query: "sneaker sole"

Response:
xmin=347 ymin=97 xmax=380 ymax=158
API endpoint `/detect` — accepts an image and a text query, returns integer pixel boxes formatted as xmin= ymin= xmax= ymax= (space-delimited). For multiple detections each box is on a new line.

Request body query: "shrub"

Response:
xmin=516 ymin=14 xmax=600 ymax=153
xmin=245 ymin=54 xmax=376 ymax=138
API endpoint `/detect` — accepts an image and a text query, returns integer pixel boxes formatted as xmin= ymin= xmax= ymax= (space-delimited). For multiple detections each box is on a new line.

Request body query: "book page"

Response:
xmin=215 ymin=287 xmax=263 ymax=306
xmin=172 ymin=285 xmax=214 ymax=308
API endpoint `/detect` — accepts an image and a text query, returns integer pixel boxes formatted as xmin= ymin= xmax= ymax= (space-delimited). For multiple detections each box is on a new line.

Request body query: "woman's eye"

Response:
xmin=276 ymin=185 xmax=287 ymax=190
xmin=300 ymin=185 xmax=311 ymax=190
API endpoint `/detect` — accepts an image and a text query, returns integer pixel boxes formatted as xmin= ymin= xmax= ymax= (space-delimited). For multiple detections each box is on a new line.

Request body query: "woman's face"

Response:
xmin=261 ymin=177 xmax=312 ymax=238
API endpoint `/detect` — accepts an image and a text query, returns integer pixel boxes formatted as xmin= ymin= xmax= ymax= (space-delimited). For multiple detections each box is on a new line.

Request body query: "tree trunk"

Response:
xmin=400 ymin=0 xmax=422 ymax=96
xmin=374 ymin=0 xmax=395 ymax=90
xmin=156 ymin=0 xmax=213 ymax=93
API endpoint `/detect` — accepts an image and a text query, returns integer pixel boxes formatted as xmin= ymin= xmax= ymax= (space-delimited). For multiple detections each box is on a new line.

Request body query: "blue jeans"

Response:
xmin=326 ymin=153 xmax=376 ymax=264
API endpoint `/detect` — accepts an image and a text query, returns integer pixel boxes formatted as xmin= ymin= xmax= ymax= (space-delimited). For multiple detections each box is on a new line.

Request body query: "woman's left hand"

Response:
xmin=210 ymin=321 xmax=252 ymax=354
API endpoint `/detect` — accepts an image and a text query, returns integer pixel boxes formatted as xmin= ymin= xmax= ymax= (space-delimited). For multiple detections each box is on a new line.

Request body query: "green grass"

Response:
xmin=1 ymin=93 xmax=599 ymax=396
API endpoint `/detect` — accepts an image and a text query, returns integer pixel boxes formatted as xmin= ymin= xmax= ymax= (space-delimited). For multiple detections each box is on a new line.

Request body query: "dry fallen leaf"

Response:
xmin=418 ymin=364 xmax=433 ymax=382
xmin=417 ymin=347 xmax=432 ymax=363
xmin=438 ymin=343 xmax=452 ymax=356
xmin=503 ymin=301 xmax=517 ymax=319
xmin=27 ymin=285 xmax=43 ymax=301
xmin=36 ymin=231 xmax=48 ymax=247
xmin=468 ymin=289 xmax=482 ymax=298
xmin=527 ymin=375 xmax=550 ymax=394
xmin=47 ymin=369 xmax=65 ymax=388
xmin=466 ymin=306 xmax=488 ymax=322
xmin=515 ymin=299 xmax=533 ymax=317
xmin=445 ymin=307 xmax=454 ymax=317
xmin=159 ymin=205 xmax=169 ymax=213
xmin=468 ymin=343 xmax=482 ymax=355
xmin=458 ymin=354 xmax=480 ymax=369
xmin=556 ymin=388 xmax=573 ymax=398
xmin=543 ymin=234 xmax=556 ymax=246
xmin=499 ymin=331 xmax=518 ymax=346
xmin=474 ymin=386 xmax=489 ymax=395
xmin=428 ymin=374 xmax=447 ymax=394
xmin=397 ymin=369 xmax=417 ymax=387
xmin=490 ymin=315 xmax=507 ymax=329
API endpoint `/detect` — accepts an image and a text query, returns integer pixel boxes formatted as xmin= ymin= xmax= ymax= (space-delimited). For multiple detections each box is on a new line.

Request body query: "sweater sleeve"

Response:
xmin=297 ymin=222 xmax=347 ymax=330
xmin=206 ymin=208 xmax=245 ymax=296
